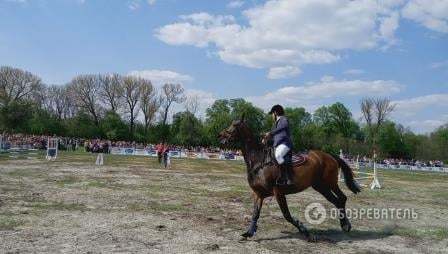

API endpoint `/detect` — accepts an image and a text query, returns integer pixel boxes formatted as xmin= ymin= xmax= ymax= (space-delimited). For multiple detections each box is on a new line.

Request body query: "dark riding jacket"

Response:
xmin=270 ymin=116 xmax=293 ymax=149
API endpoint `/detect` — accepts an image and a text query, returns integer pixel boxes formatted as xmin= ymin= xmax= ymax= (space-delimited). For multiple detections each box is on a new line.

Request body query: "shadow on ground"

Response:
xmin=254 ymin=229 xmax=390 ymax=244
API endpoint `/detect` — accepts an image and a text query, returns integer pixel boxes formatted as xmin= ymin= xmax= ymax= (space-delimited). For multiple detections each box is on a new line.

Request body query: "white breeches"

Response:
xmin=275 ymin=144 xmax=290 ymax=165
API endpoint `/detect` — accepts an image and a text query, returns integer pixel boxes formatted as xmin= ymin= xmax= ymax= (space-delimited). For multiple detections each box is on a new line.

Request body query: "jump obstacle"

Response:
xmin=46 ymin=138 xmax=58 ymax=161
xmin=339 ymin=150 xmax=381 ymax=190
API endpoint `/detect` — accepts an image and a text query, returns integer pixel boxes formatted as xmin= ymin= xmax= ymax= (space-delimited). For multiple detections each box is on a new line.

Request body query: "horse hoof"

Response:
xmin=307 ymin=234 xmax=317 ymax=242
xmin=241 ymin=232 xmax=253 ymax=238
xmin=341 ymin=221 xmax=351 ymax=232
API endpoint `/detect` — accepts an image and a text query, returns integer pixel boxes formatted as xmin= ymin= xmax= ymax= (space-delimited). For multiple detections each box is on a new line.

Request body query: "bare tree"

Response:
xmin=0 ymin=66 xmax=42 ymax=106
xmin=47 ymin=85 xmax=69 ymax=119
xmin=184 ymin=94 xmax=199 ymax=115
xmin=99 ymin=73 xmax=123 ymax=113
xmin=160 ymin=83 xmax=185 ymax=125
xmin=360 ymin=97 xmax=396 ymax=148
xmin=374 ymin=98 xmax=396 ymax=127
xmin=122 ymin=76 xmax=143 ymax=135
xmin=140 ymin=80 xmax=160 ymax=131
xmin=33 ymin=84 xmax=51 ymax=111
xmin=360 ymin=98 xmax=374 ymax=128
xmin=68 ymin=74 xmax=102 ymax=125
xmin=63 ymin=85 xmax=78 ymax=119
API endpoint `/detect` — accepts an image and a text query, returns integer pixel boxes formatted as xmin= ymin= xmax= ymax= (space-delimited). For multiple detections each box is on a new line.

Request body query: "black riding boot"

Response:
xmin=276 ymin=163 xmax=293 ymax=186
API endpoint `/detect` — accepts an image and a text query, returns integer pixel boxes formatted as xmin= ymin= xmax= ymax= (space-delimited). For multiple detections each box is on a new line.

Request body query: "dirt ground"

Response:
xmin=0 ymin=151 xmax=447 ymax=253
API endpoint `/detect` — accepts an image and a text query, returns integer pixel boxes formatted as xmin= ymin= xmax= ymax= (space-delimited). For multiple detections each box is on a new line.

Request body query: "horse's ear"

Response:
xmin=240 ymin=112 xmax=246 ymax=122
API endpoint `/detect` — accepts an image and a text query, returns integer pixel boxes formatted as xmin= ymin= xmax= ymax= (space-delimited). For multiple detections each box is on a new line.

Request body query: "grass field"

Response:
xmin=0 ymin=151 xmax=447 ymax=253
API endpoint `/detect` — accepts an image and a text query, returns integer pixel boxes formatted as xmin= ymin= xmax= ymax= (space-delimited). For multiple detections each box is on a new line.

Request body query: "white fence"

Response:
xmin=375 ymin=163 xmax=448 ymax=173
xmin=346 ymin=160 xmax=448 ymax=174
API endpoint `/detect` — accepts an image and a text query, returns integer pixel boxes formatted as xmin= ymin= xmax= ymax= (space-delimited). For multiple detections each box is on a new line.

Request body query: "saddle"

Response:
xmin=263 ymin=147 xmax=308 ymax=167
xmin=292 ymin=153 xmax=307 ymax=167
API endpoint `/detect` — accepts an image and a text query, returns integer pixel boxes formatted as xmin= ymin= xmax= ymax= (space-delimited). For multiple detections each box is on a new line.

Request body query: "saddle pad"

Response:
xmin=292 ymin=154 xmax=307 ymax=166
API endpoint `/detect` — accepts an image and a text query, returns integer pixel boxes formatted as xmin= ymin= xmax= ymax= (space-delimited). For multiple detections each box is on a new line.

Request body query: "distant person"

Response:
xmin=163 ymin=143 xmax=170 ymax=169
xmin=156 ymin=142 xmax=164 ymax=164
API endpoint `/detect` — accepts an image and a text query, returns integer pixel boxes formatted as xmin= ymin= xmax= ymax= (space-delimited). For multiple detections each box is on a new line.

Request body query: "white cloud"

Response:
xmin=384 ymin=93 xmax=448 ymax=133
xmin=407 ymin=119 xmax=446 ymax=133
xmin=247 ymin=77 xmax=403 ymax=110
xmin=393 ymin=93 xmax=448 ymax=116
xmin=156 ymin=0 xmax=405 ymax=79
xmin=128 ymin=0 xmax=156 ymax=10
xmin=128 ymin=0 xmax=140 ymax=10
xmin=402 ymin=0 xmax=448 ymax=33
xmin=185 ymin=89 xmax=216 ymax=107
xmin=128 ymin=69 xmax=193 ymax=86
xmin=3 ymin=0 xmax=27 ymax=3
xmin=267 ymin=66 xmax=301 ymax=79
xmin=430 ymin=60 xmax=448 ymax=69
xmin=156 ymin=12 xmax=238 ymax=48
xmin=344 ymin=69 xmax=366 ymax=75
xmin=379 ymin=11 xmax=400 ymax=47
xmin=227 ymin=0 xmax=244 ymax=9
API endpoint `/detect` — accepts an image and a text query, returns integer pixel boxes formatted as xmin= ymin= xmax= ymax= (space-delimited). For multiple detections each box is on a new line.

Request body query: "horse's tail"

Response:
xmin=331 ymin=154 xmax=361 ymax=194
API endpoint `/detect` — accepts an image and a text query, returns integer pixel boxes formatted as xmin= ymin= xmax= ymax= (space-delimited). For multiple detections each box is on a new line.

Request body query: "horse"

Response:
xmin=218 ymin=117 xmax=361 ymax=241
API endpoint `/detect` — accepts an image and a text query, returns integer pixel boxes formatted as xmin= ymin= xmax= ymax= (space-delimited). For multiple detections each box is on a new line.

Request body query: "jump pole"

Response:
xmin=338 ymin=149 xmax=344 ymax=181
xmin=370 ymin=151 xmax=381 ymax=190
xmin=339 ymin=151 xmax=381 ymax=190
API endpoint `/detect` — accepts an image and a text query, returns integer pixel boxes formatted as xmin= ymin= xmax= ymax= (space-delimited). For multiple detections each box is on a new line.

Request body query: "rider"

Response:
xmin=265 ymin=104 xmax=293 ymax=186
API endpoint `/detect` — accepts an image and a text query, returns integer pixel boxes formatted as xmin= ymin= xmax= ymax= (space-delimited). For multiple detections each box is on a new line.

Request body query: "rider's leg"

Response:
xmin=275 ymin=144 xmax=292 ymax=186
xmin=274 ymin=144 xmax=289 ymax=164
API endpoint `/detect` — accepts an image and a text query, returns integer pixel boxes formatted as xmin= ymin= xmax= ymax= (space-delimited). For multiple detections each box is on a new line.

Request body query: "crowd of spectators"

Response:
xmin=0 ymin=133 xmax=79 ymax=151
xmin=0 ymin=133 xmax=238 ymax=157
xmin=328 ymin=153 xmax=446 ymax=169
xmin=381 ymin=158 xmax=444 ymax=168
xmin=81 ymin=139 xmax=231 ymax=154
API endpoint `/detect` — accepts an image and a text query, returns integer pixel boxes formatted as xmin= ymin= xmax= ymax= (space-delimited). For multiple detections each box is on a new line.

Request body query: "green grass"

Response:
xmin=85 ymin=179 xmax=108 ymax=188
xmin=127 ymin=201 xmax=187 ymax=213
xmin=387 ymin=226 xmax=448 ymax=240
xmin=0 ymin=217 xmax=24 ymax=231
xmin=55 ymin=175 xmax=82 ymax=187
xmin=6 ymin=168 xmax=44 ymax=178
xmin=25 ymin=201 xmax=88 ymax=211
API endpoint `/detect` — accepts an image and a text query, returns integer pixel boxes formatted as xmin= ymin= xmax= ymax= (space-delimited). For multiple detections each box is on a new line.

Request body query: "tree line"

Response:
xmin=0 ymin=66 xmax=446 ymax=161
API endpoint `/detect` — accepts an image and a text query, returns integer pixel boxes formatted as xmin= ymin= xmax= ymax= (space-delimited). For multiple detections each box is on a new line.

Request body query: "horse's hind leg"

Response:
xmin=313 ymin=184 xmax=351 ymax=232
xmin=331 ymin=185 xmax=351 ymax=232
xmin=241 ymin=196 xmax=263 ymax=238
xmin=273 ymin=189 xmax=312 ymax=241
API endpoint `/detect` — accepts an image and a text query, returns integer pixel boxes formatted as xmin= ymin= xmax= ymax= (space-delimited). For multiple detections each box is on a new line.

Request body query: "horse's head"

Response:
xmin=218 ymin=114 xmax=249 ymax=145
xmin=218 ymin=120 xmax=244 ymax=145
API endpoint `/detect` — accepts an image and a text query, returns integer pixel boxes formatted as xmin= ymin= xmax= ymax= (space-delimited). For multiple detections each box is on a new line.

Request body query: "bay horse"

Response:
xmin=218 ymin=118 xmax=361 ymax=241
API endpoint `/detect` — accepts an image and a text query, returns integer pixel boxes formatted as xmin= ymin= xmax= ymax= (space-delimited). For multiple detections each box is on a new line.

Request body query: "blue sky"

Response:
xmin=0 ymin=0 xmax=447 ymax=133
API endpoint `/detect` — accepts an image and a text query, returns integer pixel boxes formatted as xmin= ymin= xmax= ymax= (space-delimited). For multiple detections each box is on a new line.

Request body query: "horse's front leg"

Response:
xmin=274 ymin=188 xmax=313 ymax=241
xmin=241 ymin=196 xmax=263 ymax=238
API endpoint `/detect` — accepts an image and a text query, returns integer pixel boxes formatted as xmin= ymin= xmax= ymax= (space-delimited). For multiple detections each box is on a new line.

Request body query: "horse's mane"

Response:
xmin=239 ymin=122 xmax=265 ymax=151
